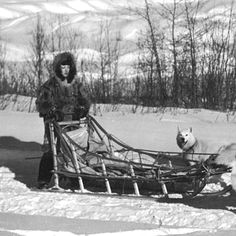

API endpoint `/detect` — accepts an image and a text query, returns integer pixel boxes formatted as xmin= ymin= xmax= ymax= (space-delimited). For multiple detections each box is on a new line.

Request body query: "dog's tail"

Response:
xmin=215 ymin=143 xmax=236 ymax=192
xmin=231 ymin=161 xmax=236 ymax=191
xmin=215 ymin=143 xmax=236 ymax=167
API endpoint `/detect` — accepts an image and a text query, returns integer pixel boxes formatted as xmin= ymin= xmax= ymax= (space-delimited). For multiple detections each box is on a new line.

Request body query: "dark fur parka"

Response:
xmin=36 ymin=52 xmax=90 ymax=121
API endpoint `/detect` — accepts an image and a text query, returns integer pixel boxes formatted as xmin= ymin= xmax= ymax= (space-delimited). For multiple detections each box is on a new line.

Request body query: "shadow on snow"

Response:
xmin=0 ymin=136 xmax=42 ymax=188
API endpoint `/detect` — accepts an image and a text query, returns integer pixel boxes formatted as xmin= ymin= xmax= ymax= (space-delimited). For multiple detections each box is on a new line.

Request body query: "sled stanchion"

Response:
xmin=157 ymin=169 xmax=169 ymax=197
xmin=129 ymin=164 xmax=140 ymax=196
xmin=161 ymin=182 xmax=168 ymax=197
xmin=70 ymin=143 xmax=85 ymax=193
xmin=89 ymin=117 xmax=113 ymax=154
xmin=168 ymin=160 xmax=173 ymax=168
xmin=101 ymin=159 xmax=112 ymax=194
xmin=49 ymin=121 xmax=60 ymax=190
xmin=138 ymin=153 xmax=143 ymax=168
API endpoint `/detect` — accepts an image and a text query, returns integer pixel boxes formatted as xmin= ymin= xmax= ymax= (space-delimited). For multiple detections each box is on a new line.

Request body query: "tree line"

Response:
xmin=0 ymin=0 xmax=236 ymax=111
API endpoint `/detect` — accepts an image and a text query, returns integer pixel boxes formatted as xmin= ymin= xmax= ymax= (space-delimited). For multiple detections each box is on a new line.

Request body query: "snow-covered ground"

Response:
xmin=1 ymin=99 xmax=236 ymax=235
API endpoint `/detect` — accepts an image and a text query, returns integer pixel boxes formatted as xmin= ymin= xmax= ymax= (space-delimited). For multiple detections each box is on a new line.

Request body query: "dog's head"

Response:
xmin=176 ymin=127 xmax=196 ymax=151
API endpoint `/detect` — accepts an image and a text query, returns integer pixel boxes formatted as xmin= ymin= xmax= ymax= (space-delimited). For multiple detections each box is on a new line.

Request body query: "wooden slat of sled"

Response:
xmin=58 ymin=119 xmax=86 ymax=126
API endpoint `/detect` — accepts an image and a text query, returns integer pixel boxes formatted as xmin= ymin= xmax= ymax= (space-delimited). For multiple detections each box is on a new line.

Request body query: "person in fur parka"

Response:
xmin=36 ymin=51 xmax=90 ymax=121
xmin=35 ymin=52 xmax=91 ymax=189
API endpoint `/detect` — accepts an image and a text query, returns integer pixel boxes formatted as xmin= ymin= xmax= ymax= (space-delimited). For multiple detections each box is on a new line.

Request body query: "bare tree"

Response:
xmin=28 ymin=14 xmax=47 ymax=90
xmin=159 ymin=0 xmax=185 ymax=106
xmin=141 ymin=0 xmax=166 ymax=105
xmin=46 ymin=14 xmax=85 ymax=57
xmin=182 ymin=0 xmax=204 ymax=107
xmin=91 ymin=18 xmax=122 ymax=104
xmin=198 ymin=1 xmax=236 ymax=109
xmin=0 ymin=22 xmax=7 ymax=95
xmin=131 ymin=0 xmax=167 ymax=106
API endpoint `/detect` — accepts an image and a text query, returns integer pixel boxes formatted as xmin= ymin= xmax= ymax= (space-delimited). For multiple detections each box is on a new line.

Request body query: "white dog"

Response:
xmin=177 ymin=127 xmax=236 ymax=192
xmin=176 ymin=127 xmax=216 ymax=165
xmin=208 ymin=143 xmax=236 ymax=192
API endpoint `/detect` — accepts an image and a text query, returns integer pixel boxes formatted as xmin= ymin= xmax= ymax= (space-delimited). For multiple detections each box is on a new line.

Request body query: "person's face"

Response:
xmin=60 ymin=64 xmax=70 ymax=78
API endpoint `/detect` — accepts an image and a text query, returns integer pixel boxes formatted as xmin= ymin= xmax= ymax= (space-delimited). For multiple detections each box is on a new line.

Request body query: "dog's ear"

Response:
xmin=177 ymin=126 xmax=181 ymax=133
xmin=217 ymin=145 xmax=226 ymax=153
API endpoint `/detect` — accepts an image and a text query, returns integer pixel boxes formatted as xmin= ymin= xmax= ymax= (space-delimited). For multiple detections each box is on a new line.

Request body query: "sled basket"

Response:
xmin=47 ymin=115 xmax=232 ymax=198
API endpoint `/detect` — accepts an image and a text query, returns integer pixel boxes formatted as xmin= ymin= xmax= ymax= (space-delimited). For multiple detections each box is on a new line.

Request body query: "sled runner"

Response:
xmin=46 ymin=115 xmax=232 ymax=198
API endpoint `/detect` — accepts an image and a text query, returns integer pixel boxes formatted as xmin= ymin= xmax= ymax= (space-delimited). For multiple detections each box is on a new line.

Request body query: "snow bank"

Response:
xmin=0 ymin=94 xmax=37 ymax=113
xmin=1 ymin=94 xmax=235 ymax=124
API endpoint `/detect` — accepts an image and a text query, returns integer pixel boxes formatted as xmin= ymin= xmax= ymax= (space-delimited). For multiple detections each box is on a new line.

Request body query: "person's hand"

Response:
xmin=46 ymin=107 xmax=61 ymax=120
xmin=47 ymin=106 xmax=56 ymax=118
xmin=77 ymin=106 xmax=87 ymax=118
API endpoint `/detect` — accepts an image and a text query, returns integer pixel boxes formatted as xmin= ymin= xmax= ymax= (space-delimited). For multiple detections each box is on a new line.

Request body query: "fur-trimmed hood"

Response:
xmin=53 ymin=52 xmax=77 ymax=83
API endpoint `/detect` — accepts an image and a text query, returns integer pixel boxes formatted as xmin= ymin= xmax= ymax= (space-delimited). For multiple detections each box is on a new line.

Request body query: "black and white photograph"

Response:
xmin=0 ymin=0 xmax=236 ymax=235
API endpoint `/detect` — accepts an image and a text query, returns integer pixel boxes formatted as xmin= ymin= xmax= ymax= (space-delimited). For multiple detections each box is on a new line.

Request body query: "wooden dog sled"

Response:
xmin=46 ymin=115 xmax=232 ymax=198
